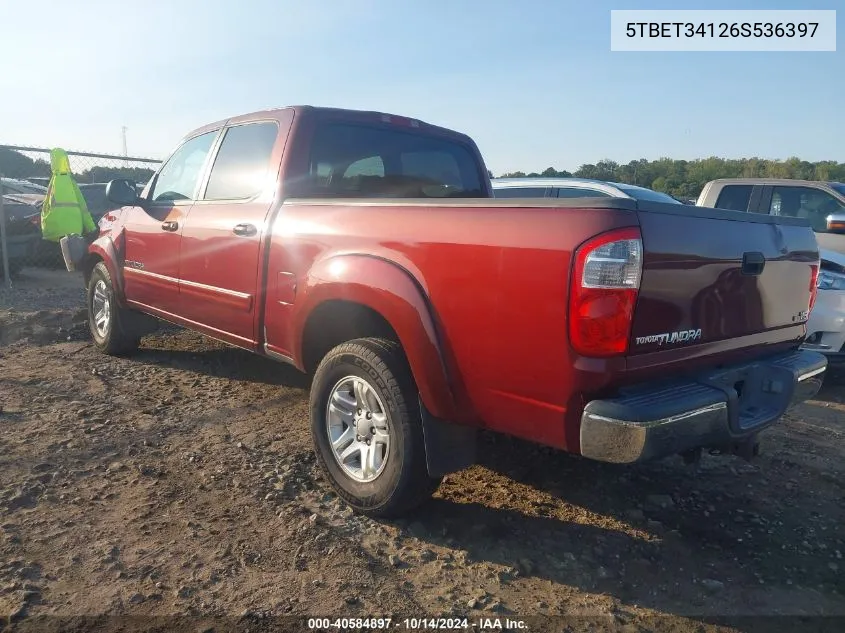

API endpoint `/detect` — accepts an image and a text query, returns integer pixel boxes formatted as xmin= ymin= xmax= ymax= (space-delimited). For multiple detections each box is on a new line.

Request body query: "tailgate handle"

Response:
xmin=742 ymin=251 xmax=766 ymax=276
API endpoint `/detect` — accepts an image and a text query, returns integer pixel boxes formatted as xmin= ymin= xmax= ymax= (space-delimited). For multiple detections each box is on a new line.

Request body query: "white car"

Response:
xmin=497 ymin=176 xmax=845 ymax=368
xmin=804 ymin=240 xmax=845 ymax=367
xmin=492 ymin=177 xmax=684 ymax=204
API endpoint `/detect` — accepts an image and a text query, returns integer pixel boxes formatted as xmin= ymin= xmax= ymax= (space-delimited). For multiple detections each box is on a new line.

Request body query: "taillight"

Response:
xmin=809 ymin=262 xmax=820 ymax=312
xmin=569 ymin=227 xmax=643 ymax=357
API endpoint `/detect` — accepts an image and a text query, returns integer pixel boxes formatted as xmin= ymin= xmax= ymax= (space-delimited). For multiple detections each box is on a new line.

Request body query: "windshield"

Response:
xmin=613 ymin=183 xmax=682 ymax=204
xmin=302 ymin=123 xmax=485 ymax=198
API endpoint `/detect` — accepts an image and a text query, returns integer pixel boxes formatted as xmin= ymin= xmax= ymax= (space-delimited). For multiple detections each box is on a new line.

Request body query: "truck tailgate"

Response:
xmin=630 ymin=204 xmax=819 ymax=355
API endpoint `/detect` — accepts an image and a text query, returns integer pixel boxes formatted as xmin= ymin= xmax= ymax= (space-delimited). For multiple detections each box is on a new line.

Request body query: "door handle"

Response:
xmin=233 ymin=223 xmax=257 ymax=237
xmin=161 ymin=220 xmax=179 ymax=232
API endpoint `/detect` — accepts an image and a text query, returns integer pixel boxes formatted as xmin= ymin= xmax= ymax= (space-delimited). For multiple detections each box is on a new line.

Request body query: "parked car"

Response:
xmin=26 ymin=177 xmax=51 ymax=188
xmin=492 ymin=177 xmax=684 ymax=204
xmin=66 ymin=106 xmax=825 ymax=517
xmin=24 ymin=182 xmax=120 ymax=268
xmin=1 ymin=177 xmax=47 ymax=208
xmin=0 ymin=193 xmax=41 ymax=275
xmin=697 ymin=179 xmax=845 ymax=367
xmin=78 ymin=183 xmax=123 ymax=222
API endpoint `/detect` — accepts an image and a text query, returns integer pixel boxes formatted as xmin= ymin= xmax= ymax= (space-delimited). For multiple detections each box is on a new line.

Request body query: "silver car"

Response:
xmin=492 ymin=177 xmax=683 ymax=204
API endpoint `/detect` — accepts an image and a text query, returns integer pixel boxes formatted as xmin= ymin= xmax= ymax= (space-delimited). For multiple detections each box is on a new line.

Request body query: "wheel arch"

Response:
xmin=83 ymin=236 xmax=125 ymax=304
xmin=294 ymin=254 xmax=459 ymax=420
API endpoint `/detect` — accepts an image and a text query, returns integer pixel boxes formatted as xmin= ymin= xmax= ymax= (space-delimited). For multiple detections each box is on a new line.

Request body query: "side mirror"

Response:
xmin=826 ymin=213 xmax=845 ymax=234
xmin=105 ymin=179 xmax=139 ymax=206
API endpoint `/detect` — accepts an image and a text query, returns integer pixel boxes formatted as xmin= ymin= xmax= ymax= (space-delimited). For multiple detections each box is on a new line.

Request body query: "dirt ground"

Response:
xmin=1 ymin=268 xmax=844 ymax=633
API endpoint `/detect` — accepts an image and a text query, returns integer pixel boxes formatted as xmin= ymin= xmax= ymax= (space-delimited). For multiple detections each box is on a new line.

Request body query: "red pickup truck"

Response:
xmin=70 ymin=106 xmax=826 ymax=517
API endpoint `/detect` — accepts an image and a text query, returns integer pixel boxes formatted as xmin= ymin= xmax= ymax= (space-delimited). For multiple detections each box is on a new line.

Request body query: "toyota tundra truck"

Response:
xmin=67 ymin=106 xmax=826 ymax=517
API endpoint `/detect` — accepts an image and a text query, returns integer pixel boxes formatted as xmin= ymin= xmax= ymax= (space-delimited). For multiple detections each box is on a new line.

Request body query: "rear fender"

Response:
xmin=293 ymin=254 xmax=458 ymax=420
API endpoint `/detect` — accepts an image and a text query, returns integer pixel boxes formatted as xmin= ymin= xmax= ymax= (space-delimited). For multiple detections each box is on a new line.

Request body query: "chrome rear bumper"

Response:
xmin=579 ymin=350 xmax=826 ymax=464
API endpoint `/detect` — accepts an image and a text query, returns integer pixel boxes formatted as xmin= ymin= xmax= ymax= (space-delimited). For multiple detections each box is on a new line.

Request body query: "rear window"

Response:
xmin=715 ymin=185 xmax=753 ymax=211
xmin=302 ymin=123 xmax=484 ymax=198
xmin=613 ymin=184 xmax=681 ymax=204
xmin=493 ymin=187 xmax=547 ymax=198
xmin=830 ymin=183 xmax=845 ymax=197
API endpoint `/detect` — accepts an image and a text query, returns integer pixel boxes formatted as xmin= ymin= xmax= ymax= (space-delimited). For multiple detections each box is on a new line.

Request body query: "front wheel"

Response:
xmin=87 ymin=262 xmax=141 ymax=355
xmin=310 ymin=338 xmax=441 ymax=518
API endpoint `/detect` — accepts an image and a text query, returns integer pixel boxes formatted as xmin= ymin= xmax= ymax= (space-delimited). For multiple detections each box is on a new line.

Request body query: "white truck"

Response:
xmin=697 ymin=179 xmax=845 ymax=368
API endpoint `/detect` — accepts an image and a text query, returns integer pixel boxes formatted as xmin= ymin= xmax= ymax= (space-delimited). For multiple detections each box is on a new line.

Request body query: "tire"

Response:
xmin=87 ymin=262 xmax=141 ymax=355
xmin=310 ymin=337 xmax=441 ymax=518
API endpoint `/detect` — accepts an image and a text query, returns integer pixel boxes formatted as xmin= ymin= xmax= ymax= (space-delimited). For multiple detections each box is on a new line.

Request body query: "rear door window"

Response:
xmin=303 ymin=123 xmax=484 ymax=198
xmin=714 ymin=185 xmax=753 ymax=211
xmin=203 ymin=121 xmax=278 ymax=200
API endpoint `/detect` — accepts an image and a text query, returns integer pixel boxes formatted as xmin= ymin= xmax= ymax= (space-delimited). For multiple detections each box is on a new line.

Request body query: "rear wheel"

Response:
xmin=87 ymin=262 xmax=141 ymax=355
xmin=310 ymin=337 xmax=440 ymax=518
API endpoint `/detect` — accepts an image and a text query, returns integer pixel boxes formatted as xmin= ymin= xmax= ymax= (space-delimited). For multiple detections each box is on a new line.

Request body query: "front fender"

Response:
xmin=85 ymin=232 xmax=125 ymax=303
xmin=293 ymin=254 xmax=458 ymax=420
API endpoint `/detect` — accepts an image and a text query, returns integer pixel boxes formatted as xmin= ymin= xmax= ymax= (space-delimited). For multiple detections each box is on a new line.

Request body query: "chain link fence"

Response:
xmin=0 ymin=144 xmax=161 ymax=287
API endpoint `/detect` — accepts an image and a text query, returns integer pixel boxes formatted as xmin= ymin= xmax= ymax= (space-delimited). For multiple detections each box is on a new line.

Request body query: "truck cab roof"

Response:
xmin=179 ymin=105 xmax=475 ymax=146
xmin=703 ymin=178 xmax=845 ymax=189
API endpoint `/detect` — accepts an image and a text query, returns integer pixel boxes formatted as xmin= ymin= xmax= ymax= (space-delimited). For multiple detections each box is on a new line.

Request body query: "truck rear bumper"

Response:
xmin=579 ymin=349 xmax=827 ymax=464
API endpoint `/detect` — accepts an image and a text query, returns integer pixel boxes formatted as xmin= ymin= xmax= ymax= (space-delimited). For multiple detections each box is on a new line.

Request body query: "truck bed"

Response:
xmin=263 ymin=196 xmax=819 ymax=449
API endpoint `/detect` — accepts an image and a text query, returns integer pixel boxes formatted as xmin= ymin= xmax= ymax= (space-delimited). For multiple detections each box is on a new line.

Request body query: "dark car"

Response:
xmin=1 ymin=194 xmax=41 ymax=275
xmin=26 ymin=183 xmax=120 ymax=269
xmin=79 ymin=183 xmax=123 ymax=222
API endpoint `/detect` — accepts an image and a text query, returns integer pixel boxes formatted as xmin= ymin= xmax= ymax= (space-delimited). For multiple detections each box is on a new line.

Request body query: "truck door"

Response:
xmin=176 ymin=114 xmax=292 ymax=348
xmin=122 ymin=130 xmax=219 ymax=316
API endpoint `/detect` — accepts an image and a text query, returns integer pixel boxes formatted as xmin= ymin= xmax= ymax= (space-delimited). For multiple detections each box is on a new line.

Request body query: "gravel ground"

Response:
xmin=1 ymin=268 xmax=844 ymax=633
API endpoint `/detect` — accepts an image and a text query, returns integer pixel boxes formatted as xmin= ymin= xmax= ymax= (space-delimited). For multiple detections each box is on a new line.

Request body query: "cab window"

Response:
xmin=150 ymin=131 xmax=218 ymax=202
xmin=769 ymin=186 xmax=845 ymax=232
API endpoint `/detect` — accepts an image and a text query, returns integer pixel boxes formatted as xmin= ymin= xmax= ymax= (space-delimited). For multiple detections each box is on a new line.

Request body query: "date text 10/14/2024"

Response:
xmin=307 ymin=617 xmax=529 ymax=631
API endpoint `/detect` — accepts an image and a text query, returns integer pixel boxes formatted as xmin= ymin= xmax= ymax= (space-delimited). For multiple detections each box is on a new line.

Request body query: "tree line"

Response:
xmin=0 ymin=147 xmax=156 ymax=186
xmin=497 ymin=157 xmax=845 ymax=200
xmin=5 ymin=147 xmax=845 ymax=199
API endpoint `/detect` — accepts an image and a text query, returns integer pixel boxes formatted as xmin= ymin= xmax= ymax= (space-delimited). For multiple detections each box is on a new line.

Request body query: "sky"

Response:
xmin=1 ymin=0 xmax=843 ymax=174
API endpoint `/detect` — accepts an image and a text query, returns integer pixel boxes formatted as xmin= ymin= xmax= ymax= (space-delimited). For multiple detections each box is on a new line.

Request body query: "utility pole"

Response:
xmin=0 ymin=175 xmax=10 ymax=287
xmin=121 ymin=126 xmax=128 ymax=166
